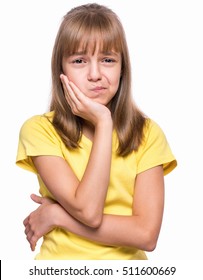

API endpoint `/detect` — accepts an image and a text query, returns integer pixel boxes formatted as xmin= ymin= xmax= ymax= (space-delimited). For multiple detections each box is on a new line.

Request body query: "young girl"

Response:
xmin=16 ymin=3 xmax=177 ymax=260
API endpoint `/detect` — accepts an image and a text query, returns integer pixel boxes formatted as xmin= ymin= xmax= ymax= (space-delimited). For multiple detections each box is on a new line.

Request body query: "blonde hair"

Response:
xmin=50 ymin=3 xmax=146 ymax=156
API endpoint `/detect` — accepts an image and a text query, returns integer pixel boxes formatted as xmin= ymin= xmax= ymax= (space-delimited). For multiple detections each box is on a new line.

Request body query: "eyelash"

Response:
xmin=72 ymin=59 xmax=84 ymax=64
xmin=103 ymin=58 xmax=115 ymax=63
xmin=72 ymin=58 xmax=116 ymax=64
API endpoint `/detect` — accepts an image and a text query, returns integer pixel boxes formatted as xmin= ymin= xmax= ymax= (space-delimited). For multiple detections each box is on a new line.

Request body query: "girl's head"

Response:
xmin=50 ymin=3 xmax=146 ymax=156
xmin=50 ymin=3 xmax=131 ymax=114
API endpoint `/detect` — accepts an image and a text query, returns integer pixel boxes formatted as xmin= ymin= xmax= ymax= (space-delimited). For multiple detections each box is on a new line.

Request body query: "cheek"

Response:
xmin=62 ymin=62 xmax=81 ymax=83
xmin=67 ymin=73 xmax=87 ymax=93
xmin=108 ymin=68 xmax=121 ymax=85
xmin=111 ymin=74 xmax=121 ymax=90
xmin=65 ymin=70 xmax=82 ymax=85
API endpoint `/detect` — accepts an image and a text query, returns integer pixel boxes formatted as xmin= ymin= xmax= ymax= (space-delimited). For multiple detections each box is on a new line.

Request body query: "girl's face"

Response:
xmin=62 ymin=43 xmax=122 ymax=106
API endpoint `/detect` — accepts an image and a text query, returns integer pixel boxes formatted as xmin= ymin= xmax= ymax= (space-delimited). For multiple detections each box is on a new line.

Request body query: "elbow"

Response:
xmin=129 ymin=228 xmax=158 ymax=252
xmin=87 ymin=218 xmax=102 ymax=228
xmin=80 ymin=209 xmax=103 ymax=228
xmin=144 ymin=240 xmax=157 ymax=252
xmin=141 ymin=231 xmax=158 ymax=252
xmin=63 ymin=202 xmax=103 ymax=228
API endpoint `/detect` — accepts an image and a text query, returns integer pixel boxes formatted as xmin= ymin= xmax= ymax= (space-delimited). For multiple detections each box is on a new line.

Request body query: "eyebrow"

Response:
xmin=70 ymin=50 xmax=120 ymax=57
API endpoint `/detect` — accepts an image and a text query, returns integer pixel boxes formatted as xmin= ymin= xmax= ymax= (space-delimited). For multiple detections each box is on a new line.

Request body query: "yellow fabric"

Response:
xmin=16 ymin=111 xmax=177 ymax=260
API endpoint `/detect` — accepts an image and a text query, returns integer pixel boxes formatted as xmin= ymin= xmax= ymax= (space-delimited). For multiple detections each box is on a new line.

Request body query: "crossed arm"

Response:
xmin=24 ymin=165 xmax=164 ymax=252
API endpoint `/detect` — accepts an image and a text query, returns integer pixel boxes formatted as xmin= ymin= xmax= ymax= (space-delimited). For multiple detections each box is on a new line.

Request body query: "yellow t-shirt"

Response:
xmin=16 ymin=111 xmax=177 ymax=260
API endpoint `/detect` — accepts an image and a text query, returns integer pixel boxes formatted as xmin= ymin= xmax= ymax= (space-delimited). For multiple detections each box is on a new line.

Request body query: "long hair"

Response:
xmin=50 ymin=3 xmax=146 ymax=156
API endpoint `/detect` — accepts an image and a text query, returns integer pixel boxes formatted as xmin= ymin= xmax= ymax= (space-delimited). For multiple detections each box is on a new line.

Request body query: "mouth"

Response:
xmin=91 ymin=86 xmax=107 ymax=92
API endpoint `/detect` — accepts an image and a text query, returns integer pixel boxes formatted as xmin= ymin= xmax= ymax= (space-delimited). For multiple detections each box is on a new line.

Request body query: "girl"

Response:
xmin=16 ymin=3 xmax=177 ymax=260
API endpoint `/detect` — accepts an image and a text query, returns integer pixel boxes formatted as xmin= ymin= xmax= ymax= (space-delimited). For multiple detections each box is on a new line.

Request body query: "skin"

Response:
xmin=62 ymin=44 xmax=121 ymax=107
xmin=23 ymin=44 xmax=165 ymax=253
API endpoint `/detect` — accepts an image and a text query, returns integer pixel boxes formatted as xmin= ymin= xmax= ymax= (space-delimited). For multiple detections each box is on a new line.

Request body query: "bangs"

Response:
xmin=62 ymin=15 xmax=123 ymax=56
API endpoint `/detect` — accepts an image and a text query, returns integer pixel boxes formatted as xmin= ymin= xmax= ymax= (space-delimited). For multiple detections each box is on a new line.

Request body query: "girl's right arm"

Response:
xmin=32 ymin=76 xmax=113 ymax=228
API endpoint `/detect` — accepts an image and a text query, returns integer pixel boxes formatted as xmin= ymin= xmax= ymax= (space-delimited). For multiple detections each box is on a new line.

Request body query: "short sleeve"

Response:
xmin=16 ymin=114 xmax=64 ymax=173
xmin=136 ymin=119 xmax=177 ymax=175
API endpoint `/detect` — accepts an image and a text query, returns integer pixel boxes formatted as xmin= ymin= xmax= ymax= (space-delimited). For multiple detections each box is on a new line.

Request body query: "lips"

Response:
xmin=86 ymin=86 xmax=108 ymax=99
xmin=91 ymin=86 xmax=106 ymax=91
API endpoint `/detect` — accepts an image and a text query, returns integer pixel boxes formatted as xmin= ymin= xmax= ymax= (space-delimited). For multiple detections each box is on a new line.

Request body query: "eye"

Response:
xmin=73 ymin=59 xmax=84 ymax=64
xmin=103 ymin=58 xmax=115 ymax=63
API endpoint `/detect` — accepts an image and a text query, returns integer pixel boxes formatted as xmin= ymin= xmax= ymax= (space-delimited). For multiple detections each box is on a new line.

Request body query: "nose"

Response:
xmin=87 ymin=62 xmax=102 ymax=81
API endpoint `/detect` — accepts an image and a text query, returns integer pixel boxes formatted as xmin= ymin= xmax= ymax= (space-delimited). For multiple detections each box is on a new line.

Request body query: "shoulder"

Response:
xmin=20 ymin=111 xmax=54 ymax=133
xmin=18 ymin=111 xmax=62 ymax=142
xmin=136 ymin=118 xmax=177 ymax=175
xmin=16 ymin=111 xmax=64 ymax=170
xmin=144 ymin=118 xmax=164 ymax=136
xmin=142 ymin=118 xmax=167 ymax=145
xmin=21 ymin=111 xmax=54 ymax=126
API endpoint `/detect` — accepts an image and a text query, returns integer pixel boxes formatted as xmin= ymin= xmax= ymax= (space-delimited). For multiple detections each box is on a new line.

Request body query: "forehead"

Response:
xmin=76 ymin=39 xmax=120 ymax=55
xmin=63 ymin=27 xmax=122 ymax=57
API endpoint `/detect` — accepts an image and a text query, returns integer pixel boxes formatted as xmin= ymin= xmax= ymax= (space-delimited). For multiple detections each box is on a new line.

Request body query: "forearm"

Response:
xmin=54 ymin=206 xmax=159 ymax=252
xmin=74 ymin=119 xmax=113 ymax=226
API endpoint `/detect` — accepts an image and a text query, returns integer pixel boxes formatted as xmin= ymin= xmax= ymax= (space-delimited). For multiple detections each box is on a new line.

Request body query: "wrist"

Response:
xmin=50 ymin=203 xmax=63 ymax=228
xmin=95 ymin=114 xmax=113 ymax=129
xmin=51 ymin=203 xmax=72 ymax=229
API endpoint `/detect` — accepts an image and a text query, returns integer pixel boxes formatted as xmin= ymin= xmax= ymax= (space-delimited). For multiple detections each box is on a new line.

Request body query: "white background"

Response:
xmin=0 ymin=0 xmax=203 ymax=260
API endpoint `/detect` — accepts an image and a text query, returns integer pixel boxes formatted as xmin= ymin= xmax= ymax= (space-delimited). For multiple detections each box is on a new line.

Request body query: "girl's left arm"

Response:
xmin=24 ymin=165 xmax=164 ymax=252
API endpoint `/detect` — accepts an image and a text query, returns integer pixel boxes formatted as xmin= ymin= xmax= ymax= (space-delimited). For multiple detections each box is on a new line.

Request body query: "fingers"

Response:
xmin=23 ymin=216 xmax=29 ymax=227
xmin=23 ymin=215 xmax=37 ymax=251
xmin=60 ymin=74 xmax=72 ymax=105
xmin=30 ymin=237 xmax=37 ymax=251
xmin=60 ymin=74 xmax=85 ymax=114
xmin=60 ymin=74 xmax=110 ymax=124
xmin=30 ymin=193 xmax=43 ymax=204
xmin=67 ymin=80 xmax=85 ymax=103
xmin=28 ymin=232 xmax=37 ymax=251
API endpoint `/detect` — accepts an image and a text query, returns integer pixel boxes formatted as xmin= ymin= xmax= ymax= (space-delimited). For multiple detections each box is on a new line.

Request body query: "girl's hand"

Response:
xmin=60 ymin=74 xmax=111 ymax=126
xmin=23 ymin=194 xmax=58 ymax=251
